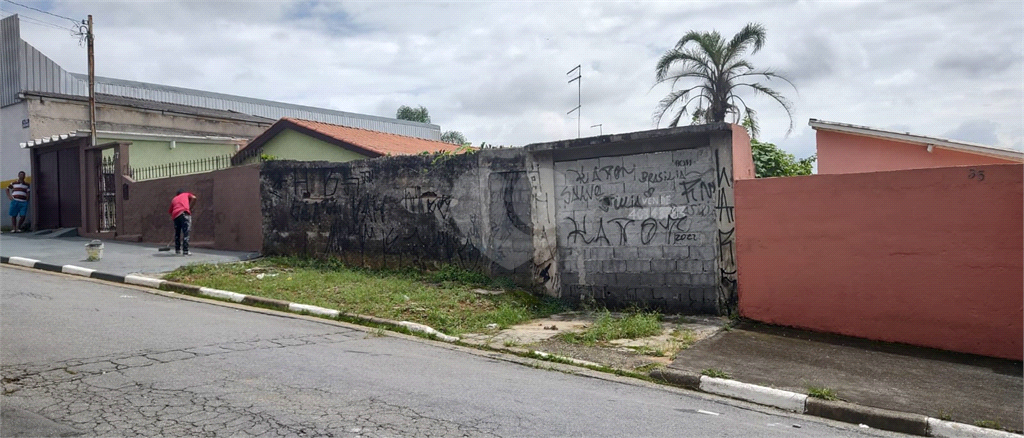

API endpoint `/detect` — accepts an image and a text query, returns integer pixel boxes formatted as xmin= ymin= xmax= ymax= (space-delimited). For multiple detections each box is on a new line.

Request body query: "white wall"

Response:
xmin=1 ymin=102 xmax=32 ymax=224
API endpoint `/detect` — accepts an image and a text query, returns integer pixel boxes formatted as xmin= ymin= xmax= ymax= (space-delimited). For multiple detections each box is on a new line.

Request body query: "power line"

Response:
xmin=0 ymin=9 xmax=73 ymax=31
xmin=2 ymin=0 xmax=79 ymax=24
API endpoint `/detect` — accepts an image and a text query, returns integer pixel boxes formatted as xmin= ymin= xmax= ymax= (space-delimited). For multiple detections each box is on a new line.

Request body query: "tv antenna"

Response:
xmin=566 ymin=64 xmax=581 ymax=138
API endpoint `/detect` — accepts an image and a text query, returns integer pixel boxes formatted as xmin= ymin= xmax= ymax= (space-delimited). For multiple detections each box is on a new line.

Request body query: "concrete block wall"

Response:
xmin=553 ymin=147 xmax=720 ymax=312
xmin=260 ymin=124 xmax=749 ymax=314
xmin=260 ymin=149 xmax=535 ymax=281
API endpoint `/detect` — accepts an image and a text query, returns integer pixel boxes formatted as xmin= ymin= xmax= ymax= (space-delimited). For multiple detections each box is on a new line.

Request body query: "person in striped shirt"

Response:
xmin=6 ymin=171 xmax=29 ymax=233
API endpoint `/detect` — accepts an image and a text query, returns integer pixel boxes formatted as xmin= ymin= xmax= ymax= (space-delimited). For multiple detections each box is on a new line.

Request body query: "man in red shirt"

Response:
xmin=168 ymin=189 xmax=197 ymax=255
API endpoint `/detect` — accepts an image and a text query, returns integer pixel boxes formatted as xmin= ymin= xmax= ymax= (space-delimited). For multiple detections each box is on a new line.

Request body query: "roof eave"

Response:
xmin=809 ymin=119 xmax=1024 ymax=162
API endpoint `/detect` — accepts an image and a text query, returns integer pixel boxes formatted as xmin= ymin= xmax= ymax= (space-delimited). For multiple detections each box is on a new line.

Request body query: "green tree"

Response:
xmin=742 ymin=115 xmax=813 ymax=178
xmin=654 ymin=22 xmax=795 ymax=138
xmin=751 ymin=140 xmax=815 ymax=178
xmin=440 ymin=130 xmax=468 ymax=145
xmin=396 ymin=105 xmax=431 ymax=123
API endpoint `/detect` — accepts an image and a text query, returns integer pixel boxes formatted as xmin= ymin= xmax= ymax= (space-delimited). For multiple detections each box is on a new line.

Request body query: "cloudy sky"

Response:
xmin=3 ymin=1 xmax=1022 ymax=158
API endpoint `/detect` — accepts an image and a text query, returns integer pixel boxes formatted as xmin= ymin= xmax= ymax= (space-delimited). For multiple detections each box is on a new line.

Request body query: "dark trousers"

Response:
xmin=174 ymin=213 xmax=191 ymax=253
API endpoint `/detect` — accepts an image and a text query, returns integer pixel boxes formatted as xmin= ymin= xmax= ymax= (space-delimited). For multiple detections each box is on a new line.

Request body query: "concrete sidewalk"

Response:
xmin=0 ymin=229 xmax=259 ymax=276
xmin=666 ymin=321 xmax=1023 ymax=434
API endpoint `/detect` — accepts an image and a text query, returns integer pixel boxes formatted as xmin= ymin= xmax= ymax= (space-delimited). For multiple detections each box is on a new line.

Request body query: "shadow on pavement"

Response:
xmin=669 ymin=321 xmax=1023 ymax=432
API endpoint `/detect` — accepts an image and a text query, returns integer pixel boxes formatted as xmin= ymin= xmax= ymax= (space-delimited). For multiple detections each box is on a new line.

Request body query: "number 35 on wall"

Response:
xmin=968 ymin=169 xmax=985 ymax=181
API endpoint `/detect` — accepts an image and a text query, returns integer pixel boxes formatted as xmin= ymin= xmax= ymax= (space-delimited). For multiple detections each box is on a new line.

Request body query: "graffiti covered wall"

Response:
xmin=261 ymin=124 xmax=750 ymax=314
xmin=552 ymin=148 xmax=719 ymax=312
xmin=260 ymin=149 xmax=535 ymax=280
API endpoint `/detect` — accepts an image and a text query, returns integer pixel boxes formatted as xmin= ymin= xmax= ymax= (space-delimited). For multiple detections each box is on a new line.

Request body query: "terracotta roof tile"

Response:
xmin=283 ymin=117 xmax=461 ymax=156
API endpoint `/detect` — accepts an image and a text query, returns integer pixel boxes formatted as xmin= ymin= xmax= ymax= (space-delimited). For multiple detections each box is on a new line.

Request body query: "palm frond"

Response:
xmin=655 ymin=23 xmax=795 ymax=134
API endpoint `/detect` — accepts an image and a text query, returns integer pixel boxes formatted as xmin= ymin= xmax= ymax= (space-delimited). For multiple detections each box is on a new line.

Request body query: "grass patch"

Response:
xmin=164 ymin=257 xmax=567 ymax=336
xmin=807 ymin=386 xmax=840 ymax=401
xmin=558 ymin=310 xmax=662 ymax=346
xmin=701 ymin=368 xmax=730 ymax=379
xmin=974 ymin=420 xmax=1002 ymax=430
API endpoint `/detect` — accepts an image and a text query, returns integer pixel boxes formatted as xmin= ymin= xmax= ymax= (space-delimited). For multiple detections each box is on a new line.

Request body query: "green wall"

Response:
xmin=256 ymin=129 xmax=369 ymax=163
xmin=97 ymin=137 xmax=237 ymax=169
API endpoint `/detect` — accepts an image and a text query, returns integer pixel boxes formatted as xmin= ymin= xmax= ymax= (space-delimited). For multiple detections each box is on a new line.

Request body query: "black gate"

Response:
xmin=98 ymin=155 xmax=116 ymax=232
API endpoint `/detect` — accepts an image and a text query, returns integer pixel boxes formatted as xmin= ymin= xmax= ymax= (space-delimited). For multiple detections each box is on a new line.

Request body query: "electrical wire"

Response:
xmin=0 ymin=9 xmax=74 ymax=31
xmin=2 ymin=0 xmax=79 ymax=24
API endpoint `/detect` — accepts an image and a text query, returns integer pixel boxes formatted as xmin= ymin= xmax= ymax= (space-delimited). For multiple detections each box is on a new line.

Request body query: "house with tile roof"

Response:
xmin=0 ymin=14 xmax=441 ymax=232
xmin=810 ymin=119 xmax=1023 ymax=175
xmin=233 ymin=118 xmax=464 ymax=165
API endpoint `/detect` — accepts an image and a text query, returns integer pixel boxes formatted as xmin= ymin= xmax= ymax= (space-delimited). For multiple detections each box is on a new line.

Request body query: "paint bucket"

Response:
xmin=85 ymin=240 xmax=104 ymax=261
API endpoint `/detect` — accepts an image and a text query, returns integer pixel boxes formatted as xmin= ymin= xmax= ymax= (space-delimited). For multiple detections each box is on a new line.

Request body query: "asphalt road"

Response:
xmin=0 ymin=266 xmax=906 ymax=437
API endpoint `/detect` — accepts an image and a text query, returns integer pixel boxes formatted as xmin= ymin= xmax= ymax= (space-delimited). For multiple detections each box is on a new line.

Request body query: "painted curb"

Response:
xmin=241 ymin=295 xmax=290 ymax=311
xmin=805 ymin=398 xmax=927 ymax=436
xmin=8 ymin=256 xmax=39 ymax=267
xmin=62 ymin=265 xmax=95 ymax=277
xmin=198 ymin=287 xmax=246 ymax=303
xmin=530 ymin=350 xmax=601 ymax=368
xmin=33 ymin=262 xmax=64 ymax=273
xmin=124 ymin=275 xmax=165 ymax=288
xmin=927 ymin=418 xmax=1019 ymax=438
xmin=289 ymin=303 xmax=340 ymax=318
xmin=90 ymin=271 xmax=124 ymax=283
xmin=699 ymin=376 xmax=807 ymax=413
xmin=648 ymin=368 xmax=701 ymax=390
xmin=398 ymin=321 xmax=459 ymax=343
xmin=160 ymin=281 xmax=202 ymax=295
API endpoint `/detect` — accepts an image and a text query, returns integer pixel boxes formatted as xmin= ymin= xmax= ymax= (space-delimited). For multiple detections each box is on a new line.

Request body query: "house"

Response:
xmin=0 ymin=14 xmax=439 ymax=233
xmin=232 ymin=118 xmax=464 ymax=165
xmin=810 ymin=119 xmax=1023 ymax=174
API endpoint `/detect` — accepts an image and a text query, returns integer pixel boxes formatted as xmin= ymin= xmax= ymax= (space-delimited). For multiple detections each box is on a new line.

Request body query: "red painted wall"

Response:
xmin=736 ymin=163 xmax=1023 ymax=360
xmin=121 ymin=165 xmax=262 ymax=252
xmin=817 ymin=130 xmax=1019 ymax=175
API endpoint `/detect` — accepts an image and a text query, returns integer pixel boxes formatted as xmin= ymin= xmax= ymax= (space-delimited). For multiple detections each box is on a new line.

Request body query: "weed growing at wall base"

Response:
xmin=807 ymin=386 xmax=840 ymax=401
xmin=164 ymin=257 xmax=567 ymax=336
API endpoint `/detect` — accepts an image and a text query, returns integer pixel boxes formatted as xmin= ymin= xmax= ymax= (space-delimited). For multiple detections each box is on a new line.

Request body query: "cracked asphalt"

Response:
xmin=1 ymin=266 xmax=905 ymax=437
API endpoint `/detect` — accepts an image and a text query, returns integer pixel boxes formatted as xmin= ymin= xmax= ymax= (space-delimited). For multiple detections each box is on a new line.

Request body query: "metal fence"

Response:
xmin=129 ymin=154 xmax=234 ymax=181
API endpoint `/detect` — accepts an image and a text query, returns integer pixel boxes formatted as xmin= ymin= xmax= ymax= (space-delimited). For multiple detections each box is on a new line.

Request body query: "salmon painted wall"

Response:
xmin=731 ymin=124 xmax=755 ymax=181
xmin=817 ymin=130 xmax=1019 ymax=174
xmin=736 ymin=163 xmax=1023 ymax=360
xmin=121 ymin=165 xmax=262 ymax=252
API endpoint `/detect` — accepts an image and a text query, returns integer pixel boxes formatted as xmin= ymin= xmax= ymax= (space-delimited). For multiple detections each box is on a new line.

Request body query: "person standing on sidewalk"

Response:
xmin=168 ymin=189 xmax=197 ymax=255
xmin=6 ymin=171 xmax=30 ymax=233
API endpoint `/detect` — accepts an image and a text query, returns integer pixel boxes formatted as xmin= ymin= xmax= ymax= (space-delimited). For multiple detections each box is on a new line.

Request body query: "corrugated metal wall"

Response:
xmin=0 ymin=14 xmax=440 ymax=140
xmin=1 ymin=14 xmax=22 ymax=107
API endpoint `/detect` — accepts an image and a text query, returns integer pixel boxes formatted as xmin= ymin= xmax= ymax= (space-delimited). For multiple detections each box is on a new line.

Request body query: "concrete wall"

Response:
xmin=121 ymin=164 xmax=262 ymax=252
xmin=261 ymin=124 xmax=752 ymax=314
xmin=25 ymin=96 xmax=270 ymax=139
xmin=261 ymin=150 xmax=535 ymax=281
xmin=817 ymin=130 xmax=1019 ymax=174
xmin=735 ymin=163 xmax=1023 ymax=360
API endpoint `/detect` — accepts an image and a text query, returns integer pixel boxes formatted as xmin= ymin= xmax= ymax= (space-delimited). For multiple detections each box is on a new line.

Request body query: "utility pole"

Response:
xmin=591 ymin=124 xmax=602 ymax=135
xmin=566 ymin=65 xmax=580 ymax=138
xmin=87 ymin=15 xmax=95 ymax=146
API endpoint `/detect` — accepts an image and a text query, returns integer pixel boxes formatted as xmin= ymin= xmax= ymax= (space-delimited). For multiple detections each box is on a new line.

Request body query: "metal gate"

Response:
xmin=98 ymin=155 xmax=116 ymax=232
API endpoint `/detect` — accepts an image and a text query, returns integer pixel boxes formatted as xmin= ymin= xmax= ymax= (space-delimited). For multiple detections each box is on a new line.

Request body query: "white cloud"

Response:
xmin=3 ymin=0 xmax=1021 ymax=152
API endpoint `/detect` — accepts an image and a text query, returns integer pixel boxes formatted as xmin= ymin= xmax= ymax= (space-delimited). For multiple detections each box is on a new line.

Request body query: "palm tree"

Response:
xmin=653 ymin=22 xmax=795 ymax=138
